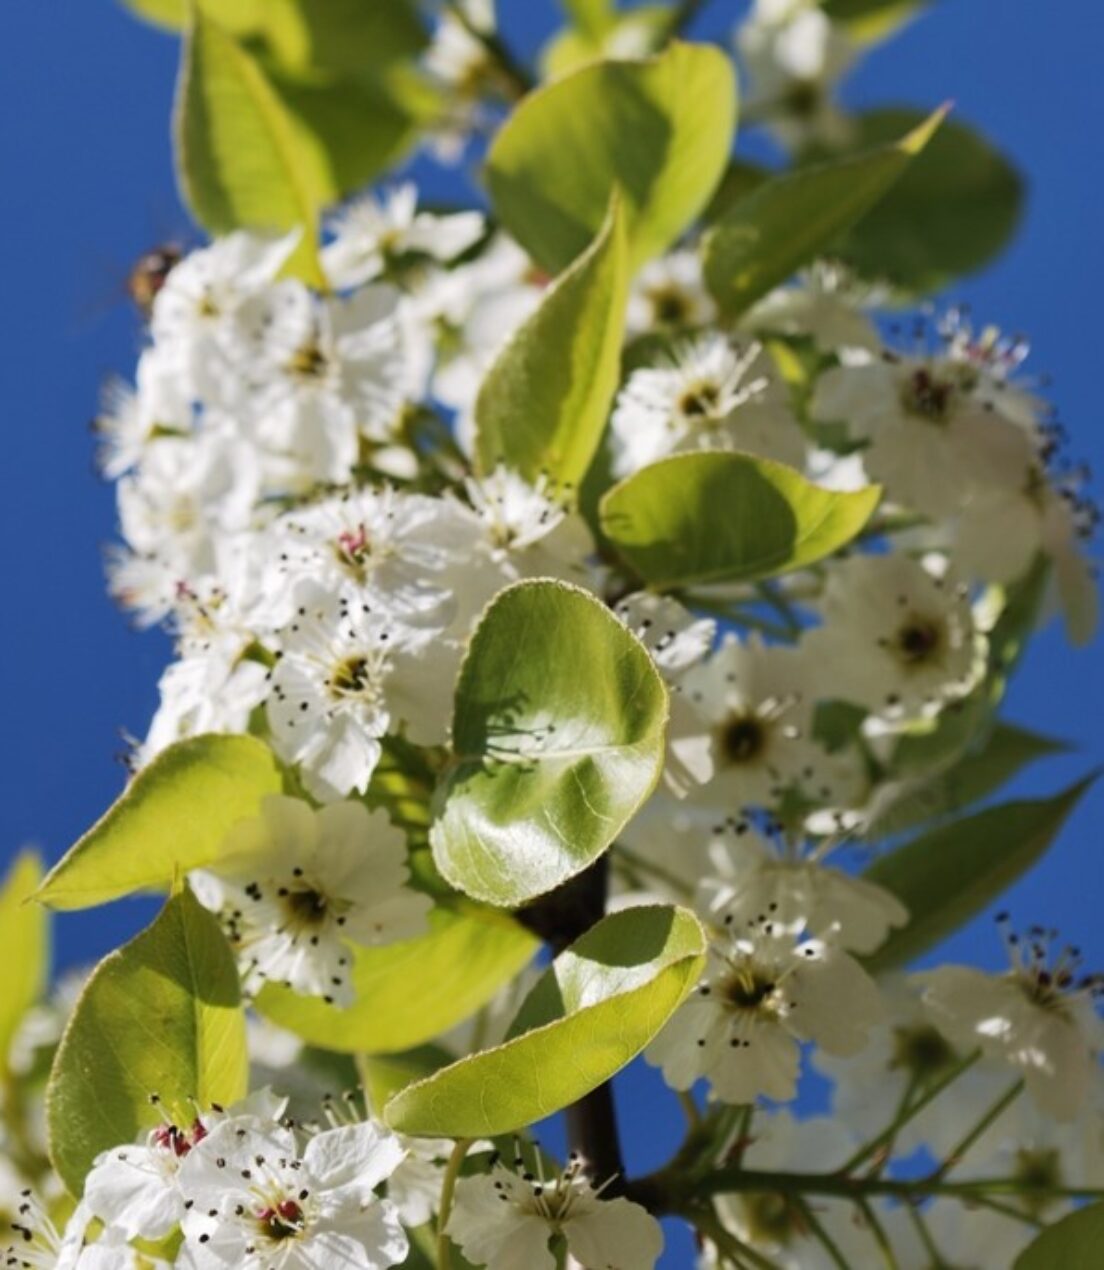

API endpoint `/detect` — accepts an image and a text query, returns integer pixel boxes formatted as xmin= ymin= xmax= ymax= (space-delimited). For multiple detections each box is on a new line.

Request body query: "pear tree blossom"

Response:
xmin=6 ymin=3 xmax=1102 ymax=1269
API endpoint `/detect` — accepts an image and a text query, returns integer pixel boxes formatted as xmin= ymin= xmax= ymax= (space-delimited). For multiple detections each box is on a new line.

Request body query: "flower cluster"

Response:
xmin=5 ymin=1 xmax=1102 ymax=1268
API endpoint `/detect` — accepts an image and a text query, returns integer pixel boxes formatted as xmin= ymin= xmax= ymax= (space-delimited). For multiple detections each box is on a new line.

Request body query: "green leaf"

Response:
xmin=560 ymin=0 xmax=616 ymax=37
xmin=359 ymin=1044 xmax=453 ymax=1114
xmin=864 ymin=776 xmax=1098 ymax=973
xmin=36 ymin=734 xmax=285 ymax=911
xmin=122 ymin=0 xmax=426 ymax=72
xmin=474 ymin=198 xmax=629 ymax=488
xmin=702 ymin=107 xmax=944 ymax=315
xmin=0 ymin=851 xmax=48 ymax=1075
xmin=430 ymin=580 xmax=668 ymax=907
xmin=176 ymin=5 xmax=325 ymax=283
xmin=486 ymin=41 xmax=737 ymax=272
xmin=384 ymin=905 xmax=705 ymax=1136
xmin=599 ymin=452 xmax=881 ymax=591
xmin=872 ymin=722 xmax=1068 ymax=837
xmin=820 ymin=109 xmax=1023 ymax=292
xmin=1015 ymin=1203 xmax=1104 ymax=1270
xmin=46 ymin=889 xmax=247 ymax=1195
xmin=255 ymin=905 xmax=538 ymax=1054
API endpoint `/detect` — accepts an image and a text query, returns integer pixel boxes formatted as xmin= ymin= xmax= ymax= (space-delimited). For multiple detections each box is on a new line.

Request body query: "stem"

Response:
xmin=905 ymin=1205 xmax=947 ymax=1269
xmin=754 ymin=582 xmax=804 ymax=638
xmin=690 ymin=1206 xmax=778 ymax=1270
xmin=566 ymin=1081 xmax=625 ymax=1190
xmin=690 ymin=1169 xmax=1104 ymax=1204
xmin=926 ymin=1078 xmax=1023 ymax=1184
xmin=963 ymin=1192 xmax=1044 ymax=1229
xmin=436 ymin=1138 xmax=472 ymax=1270
xmin=855 ymin=1196 xmax=899 ymax=1270
xmin=794 ymin=1196 xmax=848 ymax=1270
xmin=839 ymin=1050 xmax=980 ymax=1175
xmin=551 ymin=855 xmax=627 ymax=1189
xmin=678 ymin=1089 xmax=702 ymax=1129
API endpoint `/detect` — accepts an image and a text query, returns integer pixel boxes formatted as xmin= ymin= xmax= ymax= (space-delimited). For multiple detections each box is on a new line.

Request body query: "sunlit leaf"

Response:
xmin=600 ymin=452 xmax=881 ymax=590
xmin=487 ymin=41 xmax=737 ymax=272
xmin=47 ymin=889 xmax=247 ymax=1194
xmin=430 ymin=581 xmax=668 ymax=907
xmin=256 ymin=906 xmax=538 ymax=1054
xmin=0 ymin=851 xmax=48 ymax=1074
xmin=475 ymin=198 xmax=629 ymax=488
xmin=36 ymin=734 xmax=285 ymax=910
xmin=385 ymin=905 xmax=705 ymax=1136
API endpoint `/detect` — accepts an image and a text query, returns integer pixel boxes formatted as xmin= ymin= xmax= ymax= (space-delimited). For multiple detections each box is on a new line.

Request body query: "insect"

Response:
xmin=126 ymin=242 xmax=184 ymax=317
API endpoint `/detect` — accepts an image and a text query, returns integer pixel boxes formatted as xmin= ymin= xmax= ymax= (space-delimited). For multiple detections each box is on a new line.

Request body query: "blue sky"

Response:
xmin=0 ymin=2 xmax=1100 ymax=1261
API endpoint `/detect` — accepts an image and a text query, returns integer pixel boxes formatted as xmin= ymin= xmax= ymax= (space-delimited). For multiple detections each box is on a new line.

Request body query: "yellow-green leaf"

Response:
xmin=486 ymin=41 xmax=737 ymax=273
xmin=600 ymin=452 xmax=881 ymax=590
xmin=0 ymin=851 xmax=48 ymax=1075
xmin=385 ymin=905 xmax=705 ymax=1136
xmin=46 ymin=889 xmax=247 ymax=1195
xmin=474 ymin=198 xmax=629 ymax=488
xmin=175 ymin=5 xmax=325 ymax=283
xmin=255 ymin=906 xmax=538 ymax=1055
xmin=36 ymin=734 xmax=285 ymax=911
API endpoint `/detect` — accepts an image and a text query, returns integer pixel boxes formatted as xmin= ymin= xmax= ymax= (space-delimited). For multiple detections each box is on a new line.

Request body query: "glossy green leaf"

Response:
xmin=47 ymin=889 xmax=247 ymax=1195
xmin=176 ymin=6 xmax=325 ymax=283
xmin=872 ymin=722 xmax=1068 ymax=837
xmin=255 ymin=906 xmax=538 ymax=1054
xmin=822 ymin=109 xmax=1023 ymax=292
xmin=36 ymin=734 xmax=285 ymax=910
xmin=702 ymin=107 xmax=943 ymax=315
xmin=486 ymin=41 xmax=737 ymax=272
xmin=122 ymin=0 xmax=426 ymax=72
xmin=385 ymin=905 xmax=705 ymax=1136
xmin=600 ymin=452 xmax=881 ymax=591
xmin=0 ymin=851 xmax=48 ymax=1074
xmin=475 ymin=199 xmax=629 ymax=488
xmin=430 ymin=580 xmax=668 ymax=907
xmin=1015 ymin=1203 xmax=1104 ymax=1270
xmin=864 ymin=776 xmax=1098 ymax=973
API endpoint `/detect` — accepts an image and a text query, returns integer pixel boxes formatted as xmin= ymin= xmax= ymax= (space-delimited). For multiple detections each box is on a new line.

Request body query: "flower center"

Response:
xmin=288 ymin=341 xmax=328 ymax=381
xmin=678 ymin=379 xmax=722 ymax=421
xmin=284 ymin=887 xmax=329 ymax=927
xmin=328 ymin=651 xmax=386 ymax=703
xmin=892 ymin=616 xmax=944 ymax=666
xmin=902 ymin=367 xmax=955 ymax=423
xmin=257 ymin=1198 xmax=305 ymax=1242
xmin=649 ymin=285 xmax=693 ymax=327
xmin=723 ymin=964 xmax=778 ymax=1013
xmin=719 ymin=714 xmax=767 ymax=765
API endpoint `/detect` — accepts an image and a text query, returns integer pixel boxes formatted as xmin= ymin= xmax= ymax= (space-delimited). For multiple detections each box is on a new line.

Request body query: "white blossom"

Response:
xmin=697 ymin=820 xmax=908 ymax=954
xmin=915 ymin=918 xmax=1104 ymax=1120
xmin=609 ymin=335 xmax=805 ymax=478
xmin=177 ymin=1120 xmax=407 ymax=1269
xmin=668 ymin=634 xmax=843 ymax=811
xmin=323 ymin=184 xmax=484 ymax=290
xmin=447 ymin=1155 xmax=663 ymax=1270
xmin=193 ymin=796 xmax=431 ymax=1004
xmin=804 ymin=553 xmax=986 ymax=718
xmin=647 ymin=906 xmax=883 ymax=1103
